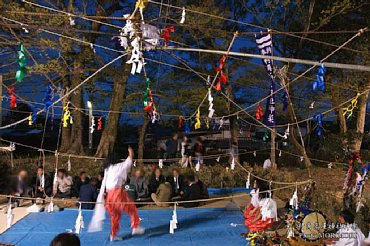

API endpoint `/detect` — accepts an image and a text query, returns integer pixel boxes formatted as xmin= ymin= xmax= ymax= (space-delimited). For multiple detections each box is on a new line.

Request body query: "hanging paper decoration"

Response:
xmin=205 ymin=119 xmax=209 ymax=129
xmin=255 ymin=32 xmax=276 ymax=127
xmin=218 ymin=117 xmax=224 ymax=130
xmin=246 ymin=173 xmax=250 ymax=189
xmin=312 ymin=64 xmax=326 ymax=92
xmin=162 ymin=26 xmax=174 ymax=45
xmin=343 ymin=153 xmax=361 ymax=192
xmin=8 ymin=88 xmax=17 ymax=109
xmin=262 ymin=130 xmax=269 ymax=141
xmin=309 ymin=101 xmax=315 ymax=109
xmin=135 ymin=0 xmax=148 ymax=21
xmin=208 ymin=88 xmax=215 ymax=118
xmin=68 ymin=14 xmax=75 ymax=26
xmin=144 ymin=78 xmax=154 ymax=115
xmin=75 ymin=203 xmax=85 ymax=234
xmin=253 ymin=151 xmax=256 ymax=157
xmin=90 ymin=117 xmax=95 ymax=134
xmin=289 ymin=187 xmax=299 ymax=210
xmin=43 ymin=85 xmax=52 ymax=111
xmin=67 ymin=155 xmax=71 ymax=172
xmin=62 ymin=101 xmax=73 ymax=127
xmin=16 ymin=43 xmax=27 ymax=82
xmin=194 ymin=108 xmax=201 ymax=130
xmin=126 ymin=37 xmax=144 ymax=75
xmin=159 ymin=159 xmax=164 ymax=169
xmin=180 ymin=7 xmax=186 ymax=24
xmin=151 ymin=110 xmax=160 ymax=124
xmin=279 ymin=150 xmax=282 ymax=157
xmin=28 ymin=113 xmax=33 ymax=126
xmin=328 ymin=163 xmax=333 ymax=169
xmin=185 ymin=121 xmax=190 ymax=134
xmin=315 ymin=114 xmax=323 ymax=136
xmin=90 ymin=43 xmax=96 ymax=53
xmin=343 ymin=93 xmax=360 ymax=119
xmin=283 ymin=124 xmax=290 ymax=139
xmin=255 ymin=103 xmax=263 ymax=120
xmin=215 ymin=55 xmax=228 ymax=91
xmin=97 ymin=116 xmax=103 ymax=131
xmin=7 ymin=200 xmax=14 ymax=229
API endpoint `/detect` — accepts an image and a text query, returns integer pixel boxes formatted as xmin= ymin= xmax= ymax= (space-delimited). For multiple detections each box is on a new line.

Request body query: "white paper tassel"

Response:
xmin=22 ymin=27 xmax=29 ymax=33
xmin=90 ymin=117 xmax=95 ymax=134
xmin=218 ymin=118 xmax=224 ymax=130
xmin=133 ymin=160 xmax=137 ymax=167
xmin=159 ymin=159 xmax=163 ymax=169
xmin=180 ymin=7 xmax=186 ymax=24
xmin=268 ymin=181 xmax=272 ymax=198
xmin=279 ymin=150 xmax=282 ymax=157
xmin=208 ymin=88 xmax=215 ymax=118
xmin=300 ymin=156 xmax=304 ymax=162
xmin=230 ymin=157 xmax=235 ymax=170
xmin=53 ymin=169 xmax=58 ymax=185
xmin=216 ymin=156 xmax=220 ymax=162
xmin=283 ymin=124 xmax=290 ymax=139
xmin=46 ymin=199 xmax=54 ymax=213
xmin=328 ymin=162 xmax=333 ymax=168
xmin=90 ymin=43 xmax=96 ymax=53
xmin=289 ymin=187 xmax=299 ymax=209
xmin=246 ymin=173 xmax=250 ymax=189
xmin=7 ymin=200 xmax=14 ymax=229
xmin=68 ymin=14 xmax=75 ymax=26
xmin=169 ymin=220 xmax=174 ymax=234
xmin=75 ymin=203 xmax=85 ymax=234
xmin=67 ymin=156 xmax=71 ymax=172
xmin=253 ymin=151 xmax=256 ymax=157
xmin=309 ymin=101 xmax=315 ymax=109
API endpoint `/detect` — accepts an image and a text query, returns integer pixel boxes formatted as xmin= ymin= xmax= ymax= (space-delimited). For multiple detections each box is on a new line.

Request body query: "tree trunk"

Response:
xmin=350 ymin=90 xmax=369 ymax=152
xmin=68 ymin=56 xmax=85 ymax=154
xmin=137 ymin=116 xmax=150 ymax=166
xmin=95 ymin=63 xmax=130 ymax=158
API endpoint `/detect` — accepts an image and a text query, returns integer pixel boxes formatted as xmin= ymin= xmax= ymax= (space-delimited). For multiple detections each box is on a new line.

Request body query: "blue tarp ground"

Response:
xmin=0 ymin=208 xmax=247 ymax=246
xmin=208 ymin=187 xmax=251 ymax=195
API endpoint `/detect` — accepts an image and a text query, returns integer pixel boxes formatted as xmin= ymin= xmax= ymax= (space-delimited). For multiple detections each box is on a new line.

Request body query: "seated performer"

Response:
xmin=34 ymin=166 xmax=52 ymax=198
xmin=244 ymin=180 xmax=277 ymax=232
xmin=88 ymin=147 xmax=145 ymax=242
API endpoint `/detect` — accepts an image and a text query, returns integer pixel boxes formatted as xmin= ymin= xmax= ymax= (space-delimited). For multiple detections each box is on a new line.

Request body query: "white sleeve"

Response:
xmin=120 ymin=157 xmax=133 ymax=172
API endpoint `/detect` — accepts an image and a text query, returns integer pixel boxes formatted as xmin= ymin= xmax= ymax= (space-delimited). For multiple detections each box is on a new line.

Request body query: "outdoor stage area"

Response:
xmin=0 ymin=207 xmax=247 ymax=246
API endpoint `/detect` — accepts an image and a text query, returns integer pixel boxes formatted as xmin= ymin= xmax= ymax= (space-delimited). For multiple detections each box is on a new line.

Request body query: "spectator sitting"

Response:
xmin=148 ymin=168 xmax=165 ymax=194
xmin=166 ymin=132 xmax=179 ymax=159
xmin=195 ymin=174 xmax=209 ymax=199
xmin=168 ymin=168 xmax=185 ymax=199
xmin=34 ymin=166 xmax=52 ymax=198
xmin=181 ymin=174 xmax=201 ymax=208
xmin=49 ymin=233 xmax=81 ymax=246
xmin=8 ymin=170 xmax=29 ymax=197
xmin=72 ymin=171 xmax=89 ymax=197
xmin=78 ymin=178 xmax=98 ymax=210
xmin=130 ymin=169 xmax=149 ymax=200
xmin=151 ymin=181 xmax=172 ymax=207
xmin=53 ymin=169 xmax=73 ymax=198
xmin=96 ymin=171 xmax=104 ymax=191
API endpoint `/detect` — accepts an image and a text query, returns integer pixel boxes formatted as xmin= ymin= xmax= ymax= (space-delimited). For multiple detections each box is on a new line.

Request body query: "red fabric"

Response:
xmin=244 ymin=205 xmax=274 ymax=232
xmin=8 ymin=88 xmax=17 ymax=109
xmin=97 ymin=116 xmax=103 ymax=130
xmin=105 ymin=188 xmax=140 ymax=237
xmin=216 ymin=55 xmax=227 ymax=72
xmin=215 ymin=82 xmax=221 ymax=91
xmin=178 ymin=116 xmax=182 ymax=129
xmin=255 ymin=103 xmax=263 ymax=120
xmin=162 ymin=26 xmax=175 ymax=44
xmin=218 ymin=73 xmax=227 ymax=84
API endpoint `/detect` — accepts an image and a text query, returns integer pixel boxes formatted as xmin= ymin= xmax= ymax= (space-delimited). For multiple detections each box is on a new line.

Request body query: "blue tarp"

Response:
xmin=208 ymin=187 xmax=251 ymax=195
xmin=0 ymin=208 xmax=247 ymax=246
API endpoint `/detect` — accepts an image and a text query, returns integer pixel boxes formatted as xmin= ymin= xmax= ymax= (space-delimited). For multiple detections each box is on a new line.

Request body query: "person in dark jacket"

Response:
xmin=166 ymin=132 xmax=179 ymax=159
xmin=195 ymin=174 xmax=209 ymax=199
xmin=148 ymin=168 xmax=165 ymax=194
xmin=72 ymin=171 xmax=89 ymax=197
xmin=181 ymin=174 xmax=201 ymax=208
xmin=8 ymin=170 xmax=28 ymax=197
xmin=168 ymin=168 xmax=185 ymax=198
xmin=34 ymin=166 xmax=52 ymax=198
xmin=130 ymin=169 xmax=149 ymax=199
xmin=78 ymin=178 xmax=98 ymax=209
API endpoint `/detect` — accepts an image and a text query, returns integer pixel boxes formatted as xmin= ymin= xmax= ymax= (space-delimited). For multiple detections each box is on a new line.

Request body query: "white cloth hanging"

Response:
xmin=88 ymin=170 xmax=107 ymax=232
xmin=245 ymin=173 xmax=251 ymax=189
xmin=7 ymin=201 xmax=14 ymax=229
xmin=159 ymin=159 xmax=163 ymax=169
xmin=230 ymin=157 xmax=235 ymax=170
xmin=180 ymin=7 xmax=186 ymax=24
xmin=67 ymin=156 xmax=71 ymax=172
xmin=208 ymin=89 xmax=215 ymax=118
xmin=289 ymin=189 xmax=299 ymax=209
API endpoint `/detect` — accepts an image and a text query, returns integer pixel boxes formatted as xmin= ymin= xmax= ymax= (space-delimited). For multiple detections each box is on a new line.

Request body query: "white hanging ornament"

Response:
xmin=283 ymin=124 xmax=290 ymax=139
xmin=208 ymin=88 xmax=215 ymax=118
xmin=309 ymin=101 xmax=315 ymax=109
xmin=279 ymin=150 xmax=282 ymax=157
xmin=67 ymin=155 xmax=71 ymax=172
xmin=90 ymin=117 xmax=95 ymax=134
xmin=179 ymin=7 xmax=186 ymax=24
xmin=53 ymin=168 xmax=58 ymax=186
xmin=159 ymin=159 xmax=163 ymax=169
xmin=253 ymin=151 xmax=256 ymax=157
xmin=7 ymin=200 xmax=14 ymax=229
xmin=289 ymin=187 xmax=299 ymax=209
xmin=68 ymin=14 xmax=76 ymax=26
xmin=230 ymin=157 xmax=235 ymax=170
xmin=126 ymin=37 xmax=144 ymax=75
xmin=133 ymin=160 xmax=137 ymax=167
xmin=75 ymin=203 xmax=85 ymax=234
xmin=169 ymin=220 xmax=175 ymax=234
xmin=300 ymin=156 xmax=304 ymax=162
xmin=246 ymin=173 xmax=250 ymax=189
xmin=46 ymin=199 xmax=54 ymax=213
xmin=90 ymin=43 xmax=96 ymax=53
xmin=268 ymin=181 xmax=272 ymax=198
xmin=216 ymin=156 xmax=220 ymax=162
xmin=10 ymin=142 xmax=16 ymax=151
xmin=172 ymin=203 xmax=178 ymax=229
xmin=218 ymin=117 xmax=224 ymax=130
xmin=328 ymin=162 xmax=333 ymax=169
xmin=22 ymin=27 xmax=29 ymax=33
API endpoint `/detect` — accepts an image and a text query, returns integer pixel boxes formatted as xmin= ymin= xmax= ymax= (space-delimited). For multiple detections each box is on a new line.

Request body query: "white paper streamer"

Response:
xmin=246 ymin=173 xmax=250 ymax=189
xmin=328 ymin=162 xmax=333 ymax=169
xmin=195 ymin=160 xmax=200 ymax=172
xmin=283 ymin=124 xmax=290 ymax=139
xmin=75 ymin=203 xmax=85 ymax=234
xmin=7 ymin=200 xmax=14 ymax=229
xmin=309 ymin=101 xmax=315 ymax=109
xmin=230 ymin=157 xmax=235 ymax=170
xmin=67 ymin=156 xmax=71 ymax=172
xmin=208 ymin=88 xmax=215 ymax=118
xmin=180 ymin=7 xmax=186 ymax=24
xmin=253 ymin=151 xmax=256 ymax=157
xmin=216 ymin=156 xmax=220 ymax=162
xmin=90 ymin=117 xmax=95 ymax=134
xmin=159 ymin=159 xmax=163 ymax=169
xmin=289 ymin=187 xmax=299 ymax=209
